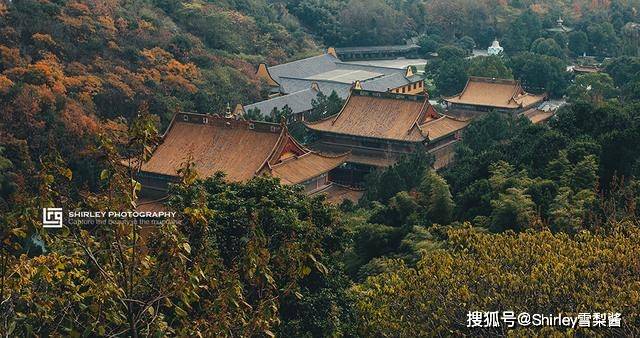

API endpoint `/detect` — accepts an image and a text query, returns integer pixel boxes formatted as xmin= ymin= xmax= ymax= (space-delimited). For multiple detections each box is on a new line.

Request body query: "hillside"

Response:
xmin=0 ymin=0 xmax=324 ymax=199
xmin=1 ymin=0 xmax=640 ymax=336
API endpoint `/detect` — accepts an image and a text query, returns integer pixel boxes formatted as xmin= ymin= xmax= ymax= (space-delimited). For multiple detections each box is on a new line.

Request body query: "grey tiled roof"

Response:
xmin=278 ymin=78 xmax=351 ymax=97
xmin=335 ymin=62 xmax=403 ymax=75
xmin=360 ymin=73 xmax=411 ymax=92
xmin=268 ymin=54 xmax=340 ymax=83
xmin=248 ymin=53 xmax=422 ymax=117
xmin=244 ymin=88 xmax=321 ymax=116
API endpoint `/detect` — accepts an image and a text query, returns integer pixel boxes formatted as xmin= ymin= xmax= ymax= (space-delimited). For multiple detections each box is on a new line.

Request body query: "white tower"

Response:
xmin=487 ymin=39 xmax=504 ymax=56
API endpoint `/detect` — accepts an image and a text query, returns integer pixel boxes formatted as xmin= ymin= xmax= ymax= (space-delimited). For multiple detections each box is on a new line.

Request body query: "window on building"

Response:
xmin=402 ymin=87 xmax=406 ymax=93
xmin=203 ymin=117 xmax=208 ymax=124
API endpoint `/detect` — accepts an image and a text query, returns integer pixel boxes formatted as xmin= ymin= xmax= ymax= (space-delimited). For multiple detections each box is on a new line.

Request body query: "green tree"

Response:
xmin=467 ymin=55 xmax=513 ymax=79
xmin=549 ymin=187 xmax=595 ymax=233
xmin=531 ymin=37 xmax=565 ymax=59
xmin=417 ymin=34 xmax=442 ymax=55
xmin=336 ymin=0 xmax=410 ymax=46
xmin=603 ymin=56 xmax=640 ymax=87
xmin=456 ymin=36 xmax=476 ymax=53
xmin=418 ymin=170 xmax=454 ymax=225
xmin=364 ymin=151 xmax=434 ymax=203
xmin=567 ymin=73 xmax=618 ymax=104
xmin=509 ymin=52 xmax=568 ymax=97
xmin=309 ymin=90 xmax=345 ymax=122
xmin=487 ymin=161 xmax=536 ymax=232
xmin=587 ymin=22 xmax=619 ymax=56
xmin=428 ymin=46 xmax=469 ymax=97
xmin=568 ymin=30 xmax=589 ymax=56
xmin=552 ymin=32 xmax=567 ymax=49
xmin=502 ymin=9 xmax=542 ymax=53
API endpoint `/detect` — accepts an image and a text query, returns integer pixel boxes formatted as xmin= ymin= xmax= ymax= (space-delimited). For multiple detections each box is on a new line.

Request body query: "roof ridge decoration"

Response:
xmin=155 ymin=114 xmax=284 ymax=166
xmin=330 ymin=90 xmax=354 ymax=126
xmin=256 ymin=63 xmax=280 ymax=87
xmin=467 ymin=76 xmax=519 ymax=85
xmin=405 ymin=66 xmax=414 ymax=78
xmin=407 ymin=96 xmax=431 ymax=137
xmin=508 ymin=82 xmax=522 ymax=107
xmin=256 ymin=124 xmax=290 ymax=174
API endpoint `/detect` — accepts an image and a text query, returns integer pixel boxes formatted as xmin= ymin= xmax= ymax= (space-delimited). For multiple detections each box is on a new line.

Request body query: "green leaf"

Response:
xmin=175 ymin=306 xmax=187 ymax=317
xmin=100 ymin=169 xmax=109 ymax=180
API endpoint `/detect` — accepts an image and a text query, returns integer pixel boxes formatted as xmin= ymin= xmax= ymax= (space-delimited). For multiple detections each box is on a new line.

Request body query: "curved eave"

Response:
xmin=269 ymin=150 xmax=350 ymax=185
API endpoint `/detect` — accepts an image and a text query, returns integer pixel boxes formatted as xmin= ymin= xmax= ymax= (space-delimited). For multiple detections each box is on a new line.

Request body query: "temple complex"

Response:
xmin=243 ymin=49 xmax=425 ymax=121
xmin=305 ymin=89 xmax=469 ymax=185
xmin=134 ymin=112 xmax=349 ymax=198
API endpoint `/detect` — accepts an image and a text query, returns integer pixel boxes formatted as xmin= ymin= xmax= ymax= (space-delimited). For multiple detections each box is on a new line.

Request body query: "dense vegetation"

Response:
xmin=1 ymin=0 xmax=640 ymax=336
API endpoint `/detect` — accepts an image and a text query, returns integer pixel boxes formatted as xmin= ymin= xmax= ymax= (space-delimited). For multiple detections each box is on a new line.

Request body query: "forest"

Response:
xmin=1 ymin=0 xmax=640 ymax=336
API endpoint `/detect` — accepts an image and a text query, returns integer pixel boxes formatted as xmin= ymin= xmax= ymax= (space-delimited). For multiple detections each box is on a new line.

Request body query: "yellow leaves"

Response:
xmin=138 ymin=47 xmax=202 ymax=95
xmin=300 ymin=266 xmax=312 ymax=277
xmin=138 ymin=19 xmax=154 ymax=31
xmin=353 ymin=226 xmax=640 ymax=335
xmin=32 ymin=33 xmax=57 ymax=46
xmin=0 ymin=45 xmax=25 ymax=69
xmin=97 ymin=15 xmax=117 ymax=35
xmin=61 ymin=100 xmax=100 ymax=136
xmin=0 ymin=74 xmax=13 ymax=94
xmin=140 ymin=47 xmax=173 ymax=64
xmin=181 ymin=242 xmax=192 ymax=254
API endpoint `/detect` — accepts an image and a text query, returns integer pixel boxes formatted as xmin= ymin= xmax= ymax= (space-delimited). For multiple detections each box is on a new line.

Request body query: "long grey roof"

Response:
xmin=335 ymin=44 xmax=420 ymax=53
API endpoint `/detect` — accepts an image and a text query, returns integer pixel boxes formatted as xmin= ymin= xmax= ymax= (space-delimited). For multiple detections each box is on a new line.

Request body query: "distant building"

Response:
xmin=134 ymin=112 xmax=349 ymax=197
xmin=487 ymin=39 xmax=504 ymax=56
xmin=571 ymin=65 xmax=601 ymax=74
xmin=444 ymin=77 xmax=546 ymax=118
xmin=247 ymin=50 xmax=425 ymax=121
xmin=305 ymin=89 xmax=469 ymax=185
xmin=333 ymin=42 xmax=421 ymax=61
xmin=547 ymin=17 xmax=573 ymax=33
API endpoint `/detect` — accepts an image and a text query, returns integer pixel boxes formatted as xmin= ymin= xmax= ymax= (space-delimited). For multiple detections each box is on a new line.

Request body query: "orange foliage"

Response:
xmin=32 ymin=33 xmax=57 ymax=47
xmin=0 ymin=75 xmax=14 ymax=94
xmin=0 ymin=45 xmax=25 ymax=70
xmin=97 ymin=16 xmax=117 ymax=36
xmin=139 ymin=48 xmax=202 ymax=95
xmin=61 ymin=100 xmax=99 ymax=137
xmin=530 ymin=4 xmax=548 ymax=15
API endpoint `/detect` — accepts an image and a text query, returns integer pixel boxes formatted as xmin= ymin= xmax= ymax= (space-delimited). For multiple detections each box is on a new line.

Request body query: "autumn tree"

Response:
xmin=352 ymin=225 xmax=640 ymax=336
